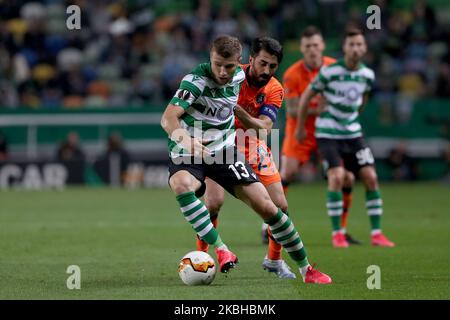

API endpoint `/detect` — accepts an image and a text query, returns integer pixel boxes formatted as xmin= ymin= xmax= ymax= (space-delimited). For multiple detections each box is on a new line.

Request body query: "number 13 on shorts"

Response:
xmin=229 ymin=161 xmax=250 ymax=180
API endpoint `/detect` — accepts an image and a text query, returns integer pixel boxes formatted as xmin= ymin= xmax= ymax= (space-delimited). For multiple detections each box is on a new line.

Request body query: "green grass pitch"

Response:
xmin=0 ymin=182 xmax=449 ymax=299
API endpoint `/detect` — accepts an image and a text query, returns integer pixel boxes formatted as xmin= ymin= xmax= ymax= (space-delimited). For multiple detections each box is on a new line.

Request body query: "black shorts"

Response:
xmin=168 ymin=146 xmax=260 ymax=198
xmin=317 ymin=137 xmax=375 ymax=175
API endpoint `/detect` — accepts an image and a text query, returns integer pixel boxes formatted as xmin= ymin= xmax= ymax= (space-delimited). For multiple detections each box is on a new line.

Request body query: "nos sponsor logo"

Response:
xmin=205 ymin=105 xmax=233 ymax=121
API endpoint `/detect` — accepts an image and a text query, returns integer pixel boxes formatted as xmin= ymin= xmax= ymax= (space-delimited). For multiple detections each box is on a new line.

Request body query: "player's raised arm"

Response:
xmin=295 ymin=85 xmax=318 ymax=142
xmin=360 ymin=70 xmax=375 ymax=114
xmin=286 ymin=91 xmax=323 ymax=118
xmin=283 ymin=65 xmax=301 ymax=118
xmin=296 ymin=61 xmax=330 ymax=142
xmin=160 ymin=104 xmax=185 ymax=139
xmin=160 ymin=104 xmax=211 ymax=158
xmin=358 ymin=92 xmax=370 ymax=114
xmin=284 ymin=96 xmax=299 ymax=118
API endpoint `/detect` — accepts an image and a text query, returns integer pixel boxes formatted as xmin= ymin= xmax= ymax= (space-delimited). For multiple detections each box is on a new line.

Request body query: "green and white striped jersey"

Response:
xmin=311 ymin=60 xmax=375 ymax=139
xmin=168 ymin=63 xmax=245 ymax=158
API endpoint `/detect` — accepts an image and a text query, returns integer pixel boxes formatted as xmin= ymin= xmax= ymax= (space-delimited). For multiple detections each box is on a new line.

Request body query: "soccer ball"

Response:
xmin=178 ymin=251 xmax=216 ymax=286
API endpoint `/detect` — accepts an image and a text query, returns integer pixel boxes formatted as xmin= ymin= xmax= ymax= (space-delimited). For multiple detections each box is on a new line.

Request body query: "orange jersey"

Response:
xmin=282 ymin=57 xmax=336 ymax=163
xmin=234 ymin=65 xmax=283 ymax=185
xmin=235 ymin=65 xmax=284 ymax=130
xmin=283 ymin=56 xmax=336 ymax=133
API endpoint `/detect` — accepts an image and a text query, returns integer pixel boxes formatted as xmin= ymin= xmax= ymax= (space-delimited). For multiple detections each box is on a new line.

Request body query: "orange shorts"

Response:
xmin=238 ymin=138 xmax=281 ymax=187
xmin=282 ymin=117 xmax=318 ymax=164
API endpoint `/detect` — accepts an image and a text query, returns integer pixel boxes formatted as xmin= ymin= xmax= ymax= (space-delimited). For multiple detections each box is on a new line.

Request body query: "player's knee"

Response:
xmin=328 ymin=171 xmax=345 ymax=189
xmin=169 ymin=176 xmax=195 ymax=195
xmin=330 ymin=179 xmax=344 ymax=190
xmin=344 ymin=172 xmax=355 ymax=187
xmin=172 ymin=184 xmax=192 ymax=195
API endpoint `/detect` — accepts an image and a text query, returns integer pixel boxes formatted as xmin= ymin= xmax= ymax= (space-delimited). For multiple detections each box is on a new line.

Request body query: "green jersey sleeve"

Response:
xmin=169 ymin=73 xmax=205 ymax=109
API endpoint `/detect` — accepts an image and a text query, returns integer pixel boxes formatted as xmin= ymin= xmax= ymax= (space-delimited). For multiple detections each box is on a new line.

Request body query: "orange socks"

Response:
xmin=266 ymin=228 xmax=282 ymax=260
xmin=341 ymin=188 xmax=353 ymax=230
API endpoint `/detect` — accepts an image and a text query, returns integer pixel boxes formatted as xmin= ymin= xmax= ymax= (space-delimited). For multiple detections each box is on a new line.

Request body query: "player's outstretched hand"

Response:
xmin=192 ymin=137 xmax=212 ymax=158
xmin=233 ymin=104 xmax=243 ymax=117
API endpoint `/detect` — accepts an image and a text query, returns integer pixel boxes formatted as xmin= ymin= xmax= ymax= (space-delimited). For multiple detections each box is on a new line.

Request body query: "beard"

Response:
xmin=250 ymin=71 xmax=270 ymax=87
xmin=248 ymin=62 xmax=272 ymax=87
xmin=257 ymin=75 xmax=271 ymax=86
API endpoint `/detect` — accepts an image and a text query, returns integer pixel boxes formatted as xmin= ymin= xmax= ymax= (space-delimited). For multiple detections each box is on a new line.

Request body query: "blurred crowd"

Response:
xmin=350 ymin=0 xmax=450 ymax=125
xmin=0 ymin=0 xmax=449 ymax=111
xmin=0 ymin=0 xmax=283 ymax=109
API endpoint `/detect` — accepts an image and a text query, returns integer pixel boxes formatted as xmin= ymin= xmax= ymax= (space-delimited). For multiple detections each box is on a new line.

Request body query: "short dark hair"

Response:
xmin=250 ymin=37 xmax=283 ymax=63
xmin=211 ymin=35 xmax=242 ymax=58
xmin=344 ymin=27 xmax=364 ymax=39
xmin=301 ymin=26 xmax=323 ymax=39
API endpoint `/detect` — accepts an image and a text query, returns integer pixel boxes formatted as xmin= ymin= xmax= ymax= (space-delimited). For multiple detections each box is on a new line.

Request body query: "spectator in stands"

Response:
xmin=56 ymin=131 xmax=85 ymax=162
xmin=386 ymin=142 xmax=420 ymax=181
xmin=105 ymin=132 xmax=130 ymax=167
xmin=408 ymin=0 xmax=438 ymax=42
xmin=0 ymin=0 xmax=448 ymax=111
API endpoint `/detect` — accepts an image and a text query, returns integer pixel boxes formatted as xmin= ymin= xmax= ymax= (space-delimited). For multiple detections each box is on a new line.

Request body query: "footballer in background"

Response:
xmin=279 ymin=26 xmax=361 ymax=246
xmin=296 ymin=27 xmax=395 ymax=248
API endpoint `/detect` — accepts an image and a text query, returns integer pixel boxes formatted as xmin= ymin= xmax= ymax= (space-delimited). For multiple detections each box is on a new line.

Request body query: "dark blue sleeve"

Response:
xmin=258 ymin=104 xmax=279 ymax=122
